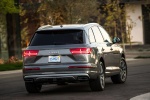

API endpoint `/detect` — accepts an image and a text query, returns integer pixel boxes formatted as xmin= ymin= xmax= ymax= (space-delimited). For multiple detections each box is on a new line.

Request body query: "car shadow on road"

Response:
xmin=40 ymin=82 xmax=91 ymax=94
xmin=25 ymin=79 xmax=125 ymax=96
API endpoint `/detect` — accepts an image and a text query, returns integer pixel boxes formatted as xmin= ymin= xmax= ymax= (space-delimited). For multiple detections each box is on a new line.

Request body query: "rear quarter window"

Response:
xmin=29 ymin=30 xmax=84 ymax=46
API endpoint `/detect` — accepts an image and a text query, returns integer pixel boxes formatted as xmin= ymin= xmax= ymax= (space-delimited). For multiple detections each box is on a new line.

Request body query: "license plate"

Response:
xmin=48 ymin=56 xmax=60 ymax=62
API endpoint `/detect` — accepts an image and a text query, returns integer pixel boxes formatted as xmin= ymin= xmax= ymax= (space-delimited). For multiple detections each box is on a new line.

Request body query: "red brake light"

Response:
xmin=23 ymin=67 xmax=40 ymax=71
xmin=70 ymin=48 xmax=92 ymax=54
xmin=68 ymin=66 xmax=92 ymax=68
xmin=23 ymin=50 xmax=39 ymax=57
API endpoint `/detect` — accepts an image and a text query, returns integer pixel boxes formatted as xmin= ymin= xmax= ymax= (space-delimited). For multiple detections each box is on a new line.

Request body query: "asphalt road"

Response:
xmin=0 ymin=59 xmax=150 ymax=100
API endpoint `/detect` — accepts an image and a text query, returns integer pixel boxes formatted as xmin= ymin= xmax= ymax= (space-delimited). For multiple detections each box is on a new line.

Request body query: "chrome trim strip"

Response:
xmin=24 ymin=73 xmax=89 ymax=79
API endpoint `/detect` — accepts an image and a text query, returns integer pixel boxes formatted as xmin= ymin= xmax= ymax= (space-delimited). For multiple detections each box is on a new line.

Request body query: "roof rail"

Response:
xmin=38 ymin=25 xmax=52 ymax=30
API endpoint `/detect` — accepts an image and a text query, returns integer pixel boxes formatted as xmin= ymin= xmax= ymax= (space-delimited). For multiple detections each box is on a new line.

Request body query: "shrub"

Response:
xmin=0 ymin=56 xmax=23 ymax=71
xmin=5 ymin=56 xmax=21 ymax=64
xmin=0 ymin=59 xmax=4 ymax=64
xmin=0 ymin=62 xmax=23 ymax=71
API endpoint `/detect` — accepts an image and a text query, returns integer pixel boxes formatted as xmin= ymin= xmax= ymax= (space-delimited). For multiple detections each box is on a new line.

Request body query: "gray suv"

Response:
xmin=23 ymin=23 xmax=127 ymax=93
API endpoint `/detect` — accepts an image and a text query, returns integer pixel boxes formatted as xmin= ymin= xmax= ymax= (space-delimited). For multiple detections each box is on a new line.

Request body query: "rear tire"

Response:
xmin=89 ymin=61 xmax=105 ymax=91
xmin=111 ymin=58 xmax=127 ymax=84
xmin=25 ymin=82 xmax=42 ymax=93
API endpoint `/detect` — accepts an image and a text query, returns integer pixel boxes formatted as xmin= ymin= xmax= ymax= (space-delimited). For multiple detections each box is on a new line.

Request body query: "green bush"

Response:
xmin=0 ymin=56 xmax=23 ymax=71
xmin=0 ymin=62 xmax=23 ymax=71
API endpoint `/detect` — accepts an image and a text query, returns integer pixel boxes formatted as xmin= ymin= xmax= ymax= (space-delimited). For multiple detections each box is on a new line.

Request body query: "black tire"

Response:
xmin=89 ymin=61 xmax=105 ymax=91
xmin=111 ymin=58 xmax=127 ymax=84
xmin=25 ymin=82 xmax=42 ymax=93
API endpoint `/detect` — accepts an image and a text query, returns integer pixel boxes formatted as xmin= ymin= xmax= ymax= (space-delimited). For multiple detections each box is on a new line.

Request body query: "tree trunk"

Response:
xmin=0 ymin=14 xmax=9 ymax=60
xmin=6 ymin=13 xmax=22 ymax=59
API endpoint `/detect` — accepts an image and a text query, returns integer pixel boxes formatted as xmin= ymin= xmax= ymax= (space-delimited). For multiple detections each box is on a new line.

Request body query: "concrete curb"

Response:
xmin=126 ymin=58 xmax=140 ymax=61
xmin=0 ymin=69 xmax=22 ymax=75
xmin=130 ymin=93 xmax=150 ymax=100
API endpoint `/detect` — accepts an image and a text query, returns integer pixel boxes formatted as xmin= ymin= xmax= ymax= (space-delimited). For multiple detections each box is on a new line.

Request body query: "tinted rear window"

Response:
xmin=29 ymin=30 xmax=83 ymax=46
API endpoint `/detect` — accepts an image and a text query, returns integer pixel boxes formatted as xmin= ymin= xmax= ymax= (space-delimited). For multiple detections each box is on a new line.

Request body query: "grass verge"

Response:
xmin=0 ymin=62 xmax=23 ymax=71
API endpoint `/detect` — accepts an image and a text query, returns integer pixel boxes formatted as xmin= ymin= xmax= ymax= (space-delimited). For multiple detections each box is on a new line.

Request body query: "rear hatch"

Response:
xmin=23 ymin=29 xmax=93 ymax=71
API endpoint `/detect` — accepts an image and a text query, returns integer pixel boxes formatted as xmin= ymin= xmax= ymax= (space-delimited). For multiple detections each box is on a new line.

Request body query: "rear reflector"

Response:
xmin=68 ymin=66 xmax=92 ymax=68
xmin=23 ymin=67 xmax=40 ymax=71
xmin=23 ymin=50 xmax=39 ymax=57
xmin=70 ymin=48 xmax=92 ymax=54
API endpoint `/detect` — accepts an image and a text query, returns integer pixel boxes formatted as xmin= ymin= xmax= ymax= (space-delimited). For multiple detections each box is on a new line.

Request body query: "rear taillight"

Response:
xmin=70 ymin=48 xmax=92 ymax=54
xmin=23 ymin=50 xmax=39 ymax=57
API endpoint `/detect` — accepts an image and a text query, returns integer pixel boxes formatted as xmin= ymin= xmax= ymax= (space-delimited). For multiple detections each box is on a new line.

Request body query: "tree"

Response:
xmin=36 ymin=0 xmax=99 ymax=24
xmin=0 ymin=0 xmax=18 ymax=14
xmin=98 ymin=0 xmax=126 ymax=38
xmin=97 ymin=0 xmax=127 ymax=51
xmin=20 ymin=0 xmax=99 ymax=47
xmin=0 ymin=0 xmax=19 ymax=59
xmin=63 ymin=0 xmax=99 ymax=24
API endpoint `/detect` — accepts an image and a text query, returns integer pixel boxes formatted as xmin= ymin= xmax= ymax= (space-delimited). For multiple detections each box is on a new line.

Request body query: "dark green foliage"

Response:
xmin=98 ymin=0 xmax=126 ymax=39
xmin=0 ymin=0 xmax=19 ymax=14
xmin=0 ymin=62 xmax=23 ymax=71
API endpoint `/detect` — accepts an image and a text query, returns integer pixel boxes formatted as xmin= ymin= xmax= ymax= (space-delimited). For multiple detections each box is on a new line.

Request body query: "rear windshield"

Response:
xmin=29 ymin=30 xmax=83 ymax=46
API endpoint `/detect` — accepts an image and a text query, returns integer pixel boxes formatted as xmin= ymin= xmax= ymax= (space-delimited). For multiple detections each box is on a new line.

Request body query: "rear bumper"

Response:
xmin=23 ymin=63 xmax=99 ymax=83
xmin=23 ymin=71 xmax=98 ymax=83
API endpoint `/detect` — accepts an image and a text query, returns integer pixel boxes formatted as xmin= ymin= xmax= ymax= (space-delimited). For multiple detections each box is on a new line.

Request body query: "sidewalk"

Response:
xmin=125 ymin=45 xmax=150 ymax=59
xmin=0 ymin=69 xmax=22 ymax=75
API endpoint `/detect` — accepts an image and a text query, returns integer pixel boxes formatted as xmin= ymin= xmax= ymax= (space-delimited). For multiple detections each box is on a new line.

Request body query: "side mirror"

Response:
xmin=112 ymin=37 xmax=120 ymax=44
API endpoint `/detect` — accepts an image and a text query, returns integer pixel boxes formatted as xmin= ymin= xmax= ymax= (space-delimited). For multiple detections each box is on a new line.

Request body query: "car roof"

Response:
xmin=36 ymin=23 xmax=100 ymax=31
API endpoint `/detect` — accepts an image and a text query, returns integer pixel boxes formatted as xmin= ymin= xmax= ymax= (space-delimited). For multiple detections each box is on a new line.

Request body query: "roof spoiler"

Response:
xmin=38 ymin=25 xmax=52 ymax=30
